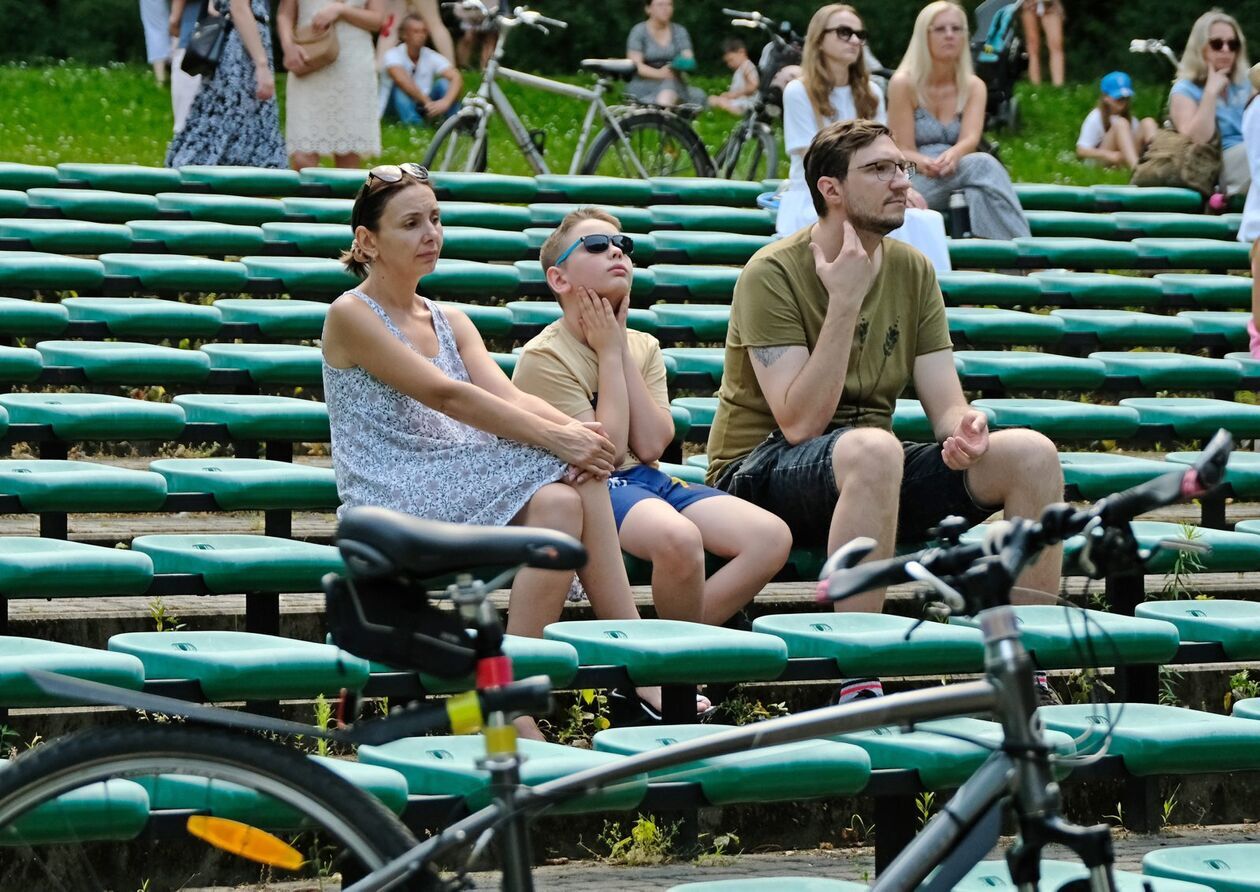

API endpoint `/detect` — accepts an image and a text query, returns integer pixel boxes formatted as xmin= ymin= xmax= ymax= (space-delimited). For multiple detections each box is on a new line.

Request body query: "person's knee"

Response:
xmin=988 ymin=430 xmax=1062 ymax=492
xmin=529 ymin=483 xmax=583 ymax=534
xmin=960 ymin=152 xmax=1004 ymax=178
xmin=831 ymin=428 xmax=903 ymax=488
xmin=753 ymin=511 xmax=794 ymax=563
xmin=644 ymin=518 xmax=705 ymax=574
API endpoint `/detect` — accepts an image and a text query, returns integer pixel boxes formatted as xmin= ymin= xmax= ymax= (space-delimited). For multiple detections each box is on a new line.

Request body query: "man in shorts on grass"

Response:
xmin=705 ymin=119 xmax=1064 ymax=701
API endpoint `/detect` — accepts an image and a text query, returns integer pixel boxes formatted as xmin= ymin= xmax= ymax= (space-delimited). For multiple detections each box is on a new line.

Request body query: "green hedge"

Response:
xmin=4 ymin=0 xmax=1259 ymax=86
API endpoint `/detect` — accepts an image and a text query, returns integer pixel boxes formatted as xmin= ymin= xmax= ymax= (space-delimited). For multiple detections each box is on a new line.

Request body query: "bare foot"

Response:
xmin=514 ymin=714 xmax=546 ymax=741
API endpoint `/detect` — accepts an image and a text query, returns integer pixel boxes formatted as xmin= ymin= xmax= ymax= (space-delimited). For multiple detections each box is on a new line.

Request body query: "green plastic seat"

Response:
xmin=0 ymin=190 xmax=28 ymax=216
xmin=938 ymin=270 xmax=1043 ymax=307
xmin=947 ymin=238 xmax=1021 ymax=268
xmin=0 ymin=345 xmax=43 ymax=383
xmin=671 ymin=403 xmax=692 ymax=441
xmin=670 ymin=396 xmax=715 ymax=427
xmin=1051 ymin=309 xmax=1194 ymax=347
xmin=1168 ymin=451 xmax=1260 ymax=500
xmin=150 ymin=457 xmax=337 ymax=510
xmin=0 ymin=459 xmax=167 ymax=511
xmin=662 ymin=347 xmax=723 ymax=385
xmin=507 ymin=301 xmax=658 ymax=333
xmin=668 ymin=881 xmax=865 ymax=892
xmin=177 ymin=165 xmax=302 ymax=196
xmin=528 ymin=202 xmax=655 ymax=232
xmin=1156 ymin=273 xmax=1251 ymax=310
xmin=1144 ymin=844 xmax=1260 ymax=892
xmin=1233 ymin=698 xmax=1260 ymax=721
xmin=955 ymin=351 xmax=1106 ymax=389
xmin=1060 ymin=452 xmax=1170 ymax=499
xmin=261 ymin=221 xmax=351 ymax=257
xmin=652 ymin=304 xmax=730 ymax=340
xmin=201 ymin=343 xmax=321 ymax=385
xmin=26 ymin=188 xmax=160 ymax=223
xmin=593 ymin=723 xmax=871 ymax=804
xmin=420 ymin=258 xmax=522 ymax=298
xmin=1014 ymin=183 xmax=1096 ymax=211
xmin=1135 ymin=600 xmax=1260 ymax=660
xmin=437 ymin=301 xmax=514 ymax=337
xmin=359 ymin=736 xmax=647 ymax=814
xmin=947 ymin=307 xmax=1064 ymax=346
xmin=0 ymin=638 xmax=145 ymax=707
xmin=173 ymin=393 xmax=329 ymax=441
xmin=544 ymin=619 xmax=788 ymax=684
xmin=1114 ymin=212 xmax=1236 ymax=239
xmin=956 ymin=859 xmax=1212 ymax=892
xmin=753 ymin=613 xmax=983 ymax=675
xmin=650 ymin=177 xmax=766 ymax=205
xmin=972 ymin=398 xmax=1141 ymax=439
xmin=391 ymin=634 xmax=581 ymax=694
xmin=0 ymin=774 xmax=150 ymax=845
xmin=35 ymin=340 xmax=210 ymax=384
xmin=1025 ymin=210 xmax=1121 ymax=239
xmin=99 ymin=253 xmax=249 ymax=292
xmin=1014 ymin=237 xmax=1140 ymax=269
xmin=0 ymin=162 xmax=60 ymax=190
xmin=648 ymin=205 xmax=775 ymax=235
xmin=0 ymin=252 xmax=104 ymax=290
xmin=56 ymin=162 xmax=182 ymax=193
xmin=1121 ymin=397 xmax=1260 ymax=437
xmin=281 ymin=196 xmax=352 ymax=224
xmin=61 ymin=297 xmax=223 ymax=338
xmin=651 ymin=230 xmax=771 ymax=264
xmin=297 ymin=167 xmax=374 ymax=198
xmin=132 ymin=533 xmax=342 ymax=593
xmin=890 ymin=399 xmax=998 ymax=443
xmin=1038 ymin=703 xmax=1260 ymax=775
xmin=1135 ymin=238 xmax=1251 ymax=270
xmin=0 ymin=298 xmax=67 ymax=337
xmin=1089 ymin=351 xmax=1243 ymax=388
xmin=430 ymin=171 xmax=538 ymax=202
xmin=0 ymin=392 xmax=185 ymax=439
xmin=838 ymin=717 xmax=1076 ymax=789
xmin=156 ymin=192 xmax=287 ymax=226
xmin=534 ymin=174 xmax=653 ymax=204
xmin=110 ymin=630 xmax=369 ymax=699
xmin=1179 ymin=311 xmax=1249 ymax=350
xmin=436 ymin=201 xmax=533 ymax=230
xmin=0 ymin=537 xmax=153 ymax=597
xmin=951 ymin=606 xmax=1179 ymax=668
xmin=657 ymin=461 xmax=706 ymax=484
xmin=240 ymin=255 xmax=356 ymax=295
xmin=436 ymin=226 xmax=531 ymax=262
xmin=651 ymin=264 xmax=740 ymax=301
xmin=213 ymin=297 xmax=328 ymax=338
xmin=1031 ymin=271 xmax=1166 ymax=309
xmin=1226 ymin=351 xmax=1260 ymax=383
xmin=1091 ymin=185 xmax=1203 ymax=213
xmin=126 ymin=219 xmax=267 ymax=255
xmin=0 ymin=218 xmax=133 ymax=253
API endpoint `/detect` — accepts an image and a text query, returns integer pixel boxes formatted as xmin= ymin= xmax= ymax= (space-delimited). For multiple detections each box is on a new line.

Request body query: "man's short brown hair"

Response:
xmin=539 ymin=207 xmax=624 ymax=285
xmin=804 ymin=119 xmax=892 ymax=218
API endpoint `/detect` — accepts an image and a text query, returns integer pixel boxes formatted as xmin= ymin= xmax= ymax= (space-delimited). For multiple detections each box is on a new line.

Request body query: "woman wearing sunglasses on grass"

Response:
xmin=321 ymin=164 xmax=654 ymax=736
xmin=1171 ymin=10 xmax=1253 ymax=198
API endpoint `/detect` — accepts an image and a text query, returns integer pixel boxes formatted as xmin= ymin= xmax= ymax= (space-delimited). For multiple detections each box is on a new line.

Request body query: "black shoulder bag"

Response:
xmin=181 ymin=0 xmax=233 ymax=77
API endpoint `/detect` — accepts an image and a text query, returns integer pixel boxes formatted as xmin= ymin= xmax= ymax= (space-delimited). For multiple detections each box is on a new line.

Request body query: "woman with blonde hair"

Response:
xmin=1170 ymin=9 xmax=1252 ymax=196
xmin=775 ymin=3 xmax=952 ymax=271
xmin=886 ymin=0 xmax=1028 ymax=240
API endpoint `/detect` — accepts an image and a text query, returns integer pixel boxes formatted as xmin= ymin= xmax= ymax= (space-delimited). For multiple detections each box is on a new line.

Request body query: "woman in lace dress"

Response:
xmin=165 ymin=0 xmax=286 ymax=168
xmin=886 ymin=1 xmax=1028 ymax=240
xmin=279 ymin=0 xmax=384 ymax=168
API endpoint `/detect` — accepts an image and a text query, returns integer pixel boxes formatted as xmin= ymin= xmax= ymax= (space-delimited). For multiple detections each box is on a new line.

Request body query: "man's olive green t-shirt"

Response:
xmin=705 ymin=227 xmax=951 ymax=484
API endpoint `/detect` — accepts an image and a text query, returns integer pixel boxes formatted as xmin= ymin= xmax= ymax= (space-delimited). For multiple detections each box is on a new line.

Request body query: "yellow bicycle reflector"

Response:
xmin=446 ymin=690 xmax=484 ymax=734
xmin=186 ymin=815 xmax=305 ymax=871
xmin=483 ymin=723 xmax=518 ymax=756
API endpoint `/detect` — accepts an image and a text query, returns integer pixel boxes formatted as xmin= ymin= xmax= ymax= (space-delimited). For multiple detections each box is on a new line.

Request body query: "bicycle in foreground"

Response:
xmin=0 ymin=431 xmax=1232 ymax=890
xmin=421 ymin=1 xmax=713 ymax=178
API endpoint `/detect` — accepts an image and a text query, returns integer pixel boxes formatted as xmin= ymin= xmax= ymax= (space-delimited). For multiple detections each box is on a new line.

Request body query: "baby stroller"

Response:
xmin=971 ymin=0 xmax=1024 ymax=131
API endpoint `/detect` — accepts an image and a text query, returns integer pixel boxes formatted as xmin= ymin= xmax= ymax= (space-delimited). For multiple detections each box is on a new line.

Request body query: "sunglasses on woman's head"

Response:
xmin=366 ymin=162 xmax=431 ymax=188
xmin=1209 ymin=37 xmax=1241 ymax=52
xmin=555 ymin=234 xmax=635 ymax=266
xmin=824 ymin=25 xmax=867 ymax=44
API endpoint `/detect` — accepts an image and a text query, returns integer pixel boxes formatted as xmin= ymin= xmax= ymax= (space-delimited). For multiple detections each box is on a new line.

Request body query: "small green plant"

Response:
xmin=693 ymin=831 xmax=740 ymax=866
xmin=312 ymin=694 xmax=333 ymax=757
xmin=1160 ymin=785 xmax=1180 ymax=830
xmin=841 ymin=812 xmax=875 ymax=845
xmin=597 ymin=815 xmax=679 ymax=865
xmin=1104 ymin=801 xmax=1125 ymax=827
xmin=709 ymin=692 xmax=789 ymax=726
xmin=541 ymin=689 xmax=610 ymax=746
xmin=148 ymin=597 xmax=185 ymax=633
xmin=1158 ymin=666 xmax=1183 ymax=707
xmin=1225 ymin=669 xmax=1260 ymax=712
xmin=1065 ymin=669 xmax=1116 ymax=705
xmin=1160 ymin=524 xmax=1205 ymax=600
xmin=915 ymin=791 xmax=937 ymax=828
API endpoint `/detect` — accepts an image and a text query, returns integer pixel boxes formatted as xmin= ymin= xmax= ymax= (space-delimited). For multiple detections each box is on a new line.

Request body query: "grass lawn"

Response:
xmin=0 ymin=61 xmax=1166 ymax=186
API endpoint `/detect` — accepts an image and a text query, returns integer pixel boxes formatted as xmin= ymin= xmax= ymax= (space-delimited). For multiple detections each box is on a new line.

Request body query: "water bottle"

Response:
xmin=949 ymin=191 xmax=972 ymax=239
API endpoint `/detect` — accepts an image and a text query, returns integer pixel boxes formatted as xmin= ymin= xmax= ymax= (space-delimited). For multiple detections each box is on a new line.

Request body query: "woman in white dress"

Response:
xmin=279 ymin=0 xmax=385 ymax=169
xmin=776 ymin=4 xmax=952 ymax=272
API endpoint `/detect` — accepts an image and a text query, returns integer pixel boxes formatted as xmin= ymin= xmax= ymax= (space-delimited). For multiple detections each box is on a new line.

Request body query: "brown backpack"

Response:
xmin=1130 ymin=127 xmax=1222 ymax=198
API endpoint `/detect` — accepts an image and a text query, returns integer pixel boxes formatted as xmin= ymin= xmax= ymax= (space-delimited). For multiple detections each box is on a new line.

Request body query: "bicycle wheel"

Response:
xmin=0 ymin=724 xmax=428 ymax=890
xmin=715 ymin=120 xmax=778 ymax=181
xmin=581 ymin=110 xmax=715 ymax=179
xmin=423 ymin=110 xmax=488 ymax=173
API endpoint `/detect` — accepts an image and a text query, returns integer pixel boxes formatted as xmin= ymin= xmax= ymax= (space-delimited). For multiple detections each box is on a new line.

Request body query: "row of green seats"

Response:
xmin=1027 ymin=210 xmax=1241 ymax=240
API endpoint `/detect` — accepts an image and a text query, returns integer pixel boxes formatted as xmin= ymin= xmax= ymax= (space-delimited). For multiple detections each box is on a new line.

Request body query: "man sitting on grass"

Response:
xmin=514 ymin=207 xmax=792 ymax=628
xmin=382 ymin=14 xmax=463 ymax=126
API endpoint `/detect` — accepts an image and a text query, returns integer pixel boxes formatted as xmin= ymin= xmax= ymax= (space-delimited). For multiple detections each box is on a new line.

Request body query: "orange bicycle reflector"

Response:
xmin=186 ymin=815 xmax=305 ymax=871
xmin=446 ymin=690 xmax=484 ymax=734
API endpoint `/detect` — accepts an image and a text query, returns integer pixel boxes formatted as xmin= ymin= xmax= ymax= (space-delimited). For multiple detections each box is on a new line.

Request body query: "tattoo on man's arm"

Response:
xmin=751 ymin=346 xmax=791 ymax=367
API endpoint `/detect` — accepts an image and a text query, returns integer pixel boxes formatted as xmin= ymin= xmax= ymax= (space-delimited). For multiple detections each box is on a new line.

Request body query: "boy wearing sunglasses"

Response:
xmin=514 ymin=208 xmax=792 ymax=628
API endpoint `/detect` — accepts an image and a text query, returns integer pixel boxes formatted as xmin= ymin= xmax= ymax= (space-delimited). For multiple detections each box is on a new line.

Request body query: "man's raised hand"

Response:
xmin=810 ymin=219 xmax=875 ymax=312
xmin=941 ymin=409 xmax=990 ymax=470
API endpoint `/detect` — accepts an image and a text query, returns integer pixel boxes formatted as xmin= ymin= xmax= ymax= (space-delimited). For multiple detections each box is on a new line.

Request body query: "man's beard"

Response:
xmin=847 ymin=201 xmax=906 ymax=236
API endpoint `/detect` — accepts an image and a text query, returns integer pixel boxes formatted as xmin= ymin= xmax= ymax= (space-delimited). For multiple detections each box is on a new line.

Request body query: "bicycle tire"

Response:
xmin=0 ymin=724 xmax=428 ymax=890
xmin=580 ymin=110 xmax=715 ymax=179
xmin=423 ymin=110 xmax=488 ymax=173
xmin=715 ymin=120 xmax=778 ymax=181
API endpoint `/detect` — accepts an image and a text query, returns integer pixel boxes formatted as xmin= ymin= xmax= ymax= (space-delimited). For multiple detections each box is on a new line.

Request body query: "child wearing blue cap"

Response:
xmin=1076 ymin=71 xmax=1158 ymax=170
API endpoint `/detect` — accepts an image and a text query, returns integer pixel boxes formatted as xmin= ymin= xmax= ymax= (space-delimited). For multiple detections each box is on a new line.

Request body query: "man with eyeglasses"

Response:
xmin=706 ymin=119 xmax=1063 ymax=700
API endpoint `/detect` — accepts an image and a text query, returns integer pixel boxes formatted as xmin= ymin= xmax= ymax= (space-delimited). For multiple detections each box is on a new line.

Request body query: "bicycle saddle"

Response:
xmin=335 ymin=505 xmax=587 ymax=580
xmin=580 ymin=58 xmax=638 ymax=80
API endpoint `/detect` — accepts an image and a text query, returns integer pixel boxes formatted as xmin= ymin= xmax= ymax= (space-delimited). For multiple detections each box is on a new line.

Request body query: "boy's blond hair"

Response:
xmin=539 ymin=207 xmax=624 ymax=279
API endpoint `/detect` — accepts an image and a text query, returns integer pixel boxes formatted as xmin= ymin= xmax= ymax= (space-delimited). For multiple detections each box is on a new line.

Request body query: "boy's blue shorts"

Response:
xmin=608 ymin=464 xmax=726 ymax=530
